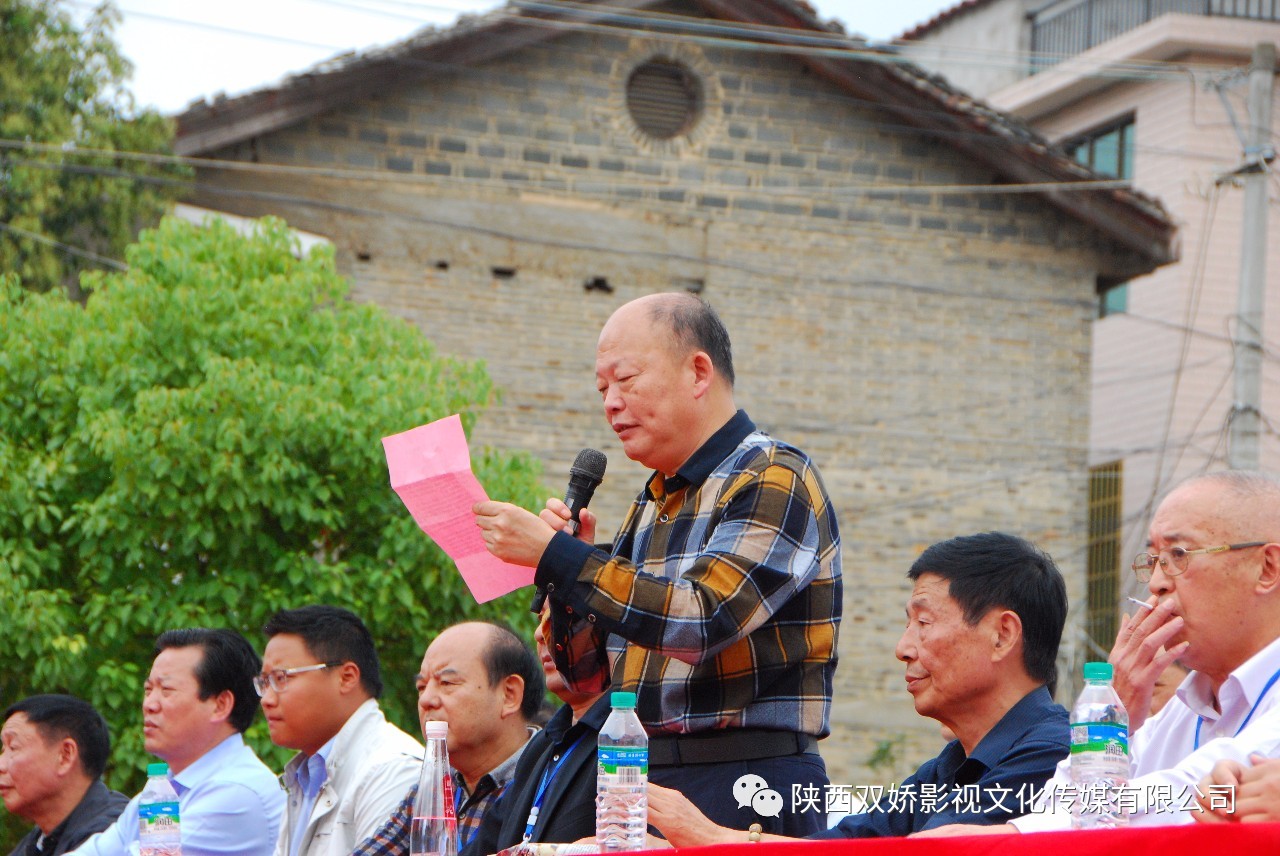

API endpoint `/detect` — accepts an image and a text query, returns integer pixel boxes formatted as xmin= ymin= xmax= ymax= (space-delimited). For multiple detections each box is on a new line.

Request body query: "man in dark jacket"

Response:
xmin=649 ymin=532 xmax=1071 ymax=843
xmin=1 ymin=695 xmax=129 ymax=856
xmin=464 ymin=614 xmax=605 ymax=855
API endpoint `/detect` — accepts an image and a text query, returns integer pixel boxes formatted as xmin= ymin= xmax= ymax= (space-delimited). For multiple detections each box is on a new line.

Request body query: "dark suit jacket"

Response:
xmin=464 ymin=695 xmax=609 ymax=855
xmin=9 ymin=780 xmax=130 ymax=856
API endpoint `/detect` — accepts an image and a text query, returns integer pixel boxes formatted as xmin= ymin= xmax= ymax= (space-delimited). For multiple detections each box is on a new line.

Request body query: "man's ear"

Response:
xmin=336 ymin=662 xmax=364 ymax=696
xmin=56 ymin=736 xmax=81 ymax=778
xmin=690 ymin=351 xmax=715 ymax=399
xmin=991 ymin=610 xmax=1023 ymax=663
xmin=1256 ymin=543 xmax=1280 ymax=595
xmin=499 ymin=674 xmax=525 ymax=719
xmin=209 ymin=689 xmax=236 ymax=724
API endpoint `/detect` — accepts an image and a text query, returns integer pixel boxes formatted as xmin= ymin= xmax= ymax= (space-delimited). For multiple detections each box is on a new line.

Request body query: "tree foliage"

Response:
xmin=0 ymin=0 xmax=187 ymax=297
xmin=0 ymin=217 xmax=548 ymax=822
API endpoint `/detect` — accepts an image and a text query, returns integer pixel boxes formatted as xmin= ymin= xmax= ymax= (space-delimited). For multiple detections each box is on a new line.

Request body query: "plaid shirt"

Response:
xmin=537 ymin=410 xmax=842 ymax=736
xmin=351 ymin=735 xmax=531 ymax=856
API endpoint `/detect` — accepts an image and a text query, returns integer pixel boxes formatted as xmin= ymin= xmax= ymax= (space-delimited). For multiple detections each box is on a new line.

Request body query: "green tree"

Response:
xmin=0 ymin=217 xmax=547 ymax=837
xmin=0 ymin=0 xmax=186 ymax=297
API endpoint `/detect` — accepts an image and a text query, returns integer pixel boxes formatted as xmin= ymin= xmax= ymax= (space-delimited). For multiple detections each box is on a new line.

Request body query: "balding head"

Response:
xmin=638 ymin=293 xmax=735 ymax=388
xmin=596 ymin=293 xmax=739 ymax=476
xmin=1163 ymin=471 xmax=1280 ymax=540
xmin=416 ymin=622 xmax=543 ymax=787
xmin=1146 ymin=470 xmax=1280 ymax=685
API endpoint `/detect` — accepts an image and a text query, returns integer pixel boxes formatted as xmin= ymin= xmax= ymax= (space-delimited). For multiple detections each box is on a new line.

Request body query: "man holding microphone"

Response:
xmin=474 ymin=292 xmax=842 ymax=836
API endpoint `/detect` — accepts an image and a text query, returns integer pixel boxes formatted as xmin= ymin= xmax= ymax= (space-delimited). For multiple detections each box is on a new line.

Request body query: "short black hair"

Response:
xmin=155 ymin=628 xmax=262 ymax=733
xmin=478 ymin=623 xmax=545 ymax=722
xmin=908 ymin=532 xmax=1067 ymax=691
xmin=4 ymin=695 xmax=112 ymax=779
xmin=652 ymin=294 xmax=735 ymax=388
xmin=263 ymin=605 xmax=383 ymax=699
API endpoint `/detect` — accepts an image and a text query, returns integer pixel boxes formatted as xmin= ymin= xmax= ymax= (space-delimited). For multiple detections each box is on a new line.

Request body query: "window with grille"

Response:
xmin=626 ymin=59 xmax=703 ymax=140
xmin=1087 ymin=461 xmax=1123 ymax=653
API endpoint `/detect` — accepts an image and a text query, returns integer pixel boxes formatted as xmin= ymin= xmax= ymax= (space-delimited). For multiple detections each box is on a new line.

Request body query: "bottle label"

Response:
xmin=1069 ymin=722 xmax=1129 ymax=755
xmin=140 ymin=800 xmax=180 ymax=830
xmin=440 ymin=775 xmax=456 ymax=819
xmin=598 ymin=745 xmax=648 ymax=775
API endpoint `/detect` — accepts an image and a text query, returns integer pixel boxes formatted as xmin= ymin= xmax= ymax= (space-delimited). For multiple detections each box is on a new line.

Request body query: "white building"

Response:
xmin=902 ymin=1 xmax=1280 ymax=655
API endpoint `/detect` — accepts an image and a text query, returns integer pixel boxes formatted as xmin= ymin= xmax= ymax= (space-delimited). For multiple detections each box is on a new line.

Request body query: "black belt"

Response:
xmin=648 ymin=729 xmax=818 ymax=767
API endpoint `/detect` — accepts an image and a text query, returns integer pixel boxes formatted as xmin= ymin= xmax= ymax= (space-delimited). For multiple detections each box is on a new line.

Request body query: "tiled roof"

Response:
xmin=174 ymin=0 xmax=1175 ymax=267
xmin=897 ymin=0 xmax=1001 ymax=42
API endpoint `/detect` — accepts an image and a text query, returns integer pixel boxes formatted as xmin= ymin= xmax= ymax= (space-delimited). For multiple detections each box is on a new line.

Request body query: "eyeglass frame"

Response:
xmin=1131 ymin=541 xmax=1268 ymax=582
xmin=252 ymin=662 xmax=343 ymax=697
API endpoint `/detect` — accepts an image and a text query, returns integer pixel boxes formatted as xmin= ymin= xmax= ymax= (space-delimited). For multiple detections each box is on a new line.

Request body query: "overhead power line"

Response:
xmin=62 ymin=0 xmax=358 ymax=52
xmin=0 ymin=220 xmax=129 ymax=271
xmin=0 ymin=137 xmax=1137 ymax=198
xmin=76 ymin=0 xmax=1267 ymax=93
xmin=59 ymin=0 xmax=1267 ymax=165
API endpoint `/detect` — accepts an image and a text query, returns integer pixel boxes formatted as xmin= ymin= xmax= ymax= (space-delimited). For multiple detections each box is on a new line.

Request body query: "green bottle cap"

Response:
xmin=610 ymin=691 xmax=637 ymax=709
xmin=147 ymin=762 xmax=170 ymax=777
xmin=1083 ymin=662 xmax=1113 ymax=681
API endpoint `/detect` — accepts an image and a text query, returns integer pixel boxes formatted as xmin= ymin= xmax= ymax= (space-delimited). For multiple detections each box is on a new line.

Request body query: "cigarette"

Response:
xmin=1127 ymin=596 xmax=1154 ymax=611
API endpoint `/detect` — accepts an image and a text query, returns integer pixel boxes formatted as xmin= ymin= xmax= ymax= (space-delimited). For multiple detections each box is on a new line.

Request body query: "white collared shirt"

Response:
xmin=1014 ymin=634 xmax=1280 ymax=830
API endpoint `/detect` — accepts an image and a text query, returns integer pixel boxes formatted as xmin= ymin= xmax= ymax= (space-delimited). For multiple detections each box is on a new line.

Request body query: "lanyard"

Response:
xmin=1193 ymin=664 xmax=1280 ymax=750
xmin=523 ymin=734 xmax=589 ymax=841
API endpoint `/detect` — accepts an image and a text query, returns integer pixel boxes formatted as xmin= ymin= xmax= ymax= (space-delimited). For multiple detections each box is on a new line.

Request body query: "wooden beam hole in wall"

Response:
xmin=584 ymin=276 xmax=613 ymax=294
xmin=491 ymin=266 xmax=517 ymax=279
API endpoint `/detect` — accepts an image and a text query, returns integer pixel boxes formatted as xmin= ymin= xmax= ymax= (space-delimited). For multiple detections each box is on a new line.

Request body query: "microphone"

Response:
xmin=532 ymin=448 xmax=607 ymax=613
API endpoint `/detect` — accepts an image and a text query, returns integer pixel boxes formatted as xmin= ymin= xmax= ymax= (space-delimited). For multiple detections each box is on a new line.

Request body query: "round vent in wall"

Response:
xmin=625 ymin=59 xmax=703 ymax=140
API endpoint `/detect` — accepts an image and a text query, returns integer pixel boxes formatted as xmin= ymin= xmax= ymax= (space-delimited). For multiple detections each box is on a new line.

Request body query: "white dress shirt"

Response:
xmin=1014 ymin=634 xmax=1280 ymax=830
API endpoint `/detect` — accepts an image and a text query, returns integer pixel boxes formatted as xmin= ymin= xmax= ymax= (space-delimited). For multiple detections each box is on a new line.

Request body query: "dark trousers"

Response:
xmin=650 ymin=751 xmax=830 ymax=837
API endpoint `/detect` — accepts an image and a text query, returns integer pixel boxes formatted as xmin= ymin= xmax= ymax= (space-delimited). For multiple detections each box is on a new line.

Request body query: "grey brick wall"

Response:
xmin=191 ymin=19 xmax=1127 ymax=789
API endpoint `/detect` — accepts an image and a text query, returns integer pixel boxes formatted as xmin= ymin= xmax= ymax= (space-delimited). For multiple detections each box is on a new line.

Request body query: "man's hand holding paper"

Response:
xmin=382 ymin=414 xmax=534 ymax=603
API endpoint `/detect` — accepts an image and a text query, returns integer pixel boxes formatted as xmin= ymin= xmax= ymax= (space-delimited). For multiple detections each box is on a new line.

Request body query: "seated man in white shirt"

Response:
xmin=259 ymin=605 xmax=422 ymax=856
xmin=71 ymin=628 xmax=285 ymax=856
xmin=921 ymin=469 xmax=1280 ymax=833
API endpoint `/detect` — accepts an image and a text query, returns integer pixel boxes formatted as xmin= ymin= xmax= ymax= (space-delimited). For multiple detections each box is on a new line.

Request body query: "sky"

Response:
xmin=67 ymin=0 xmax=959 ymax=115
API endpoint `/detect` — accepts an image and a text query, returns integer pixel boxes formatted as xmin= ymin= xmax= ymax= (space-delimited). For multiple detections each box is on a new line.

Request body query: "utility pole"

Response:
xmin=1228 ymin=42 xmax=1276 ymax=470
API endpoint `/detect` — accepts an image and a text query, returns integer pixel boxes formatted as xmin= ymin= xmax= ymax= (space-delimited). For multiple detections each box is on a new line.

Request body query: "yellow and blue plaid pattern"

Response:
xmin=539 ymin=411 xmax=842 ymax=737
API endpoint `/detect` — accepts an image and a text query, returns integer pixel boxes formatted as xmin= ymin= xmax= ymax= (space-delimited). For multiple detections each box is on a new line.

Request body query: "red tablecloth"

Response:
xmin=668 ymin=822 xmax=1280 ymax=854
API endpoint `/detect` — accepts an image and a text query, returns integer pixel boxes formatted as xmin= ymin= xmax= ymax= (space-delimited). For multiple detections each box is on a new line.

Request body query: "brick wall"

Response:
xmin=189 ymin=18 xmax=1134 ymax=787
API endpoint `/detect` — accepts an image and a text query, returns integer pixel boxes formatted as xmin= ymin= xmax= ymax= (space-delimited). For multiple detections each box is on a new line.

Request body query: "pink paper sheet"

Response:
xmin=382 ymin=414 xmax=534 ymax=603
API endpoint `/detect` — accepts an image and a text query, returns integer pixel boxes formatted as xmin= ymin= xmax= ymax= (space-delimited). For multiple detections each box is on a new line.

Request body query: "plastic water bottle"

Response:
xmin=596 ymin=691 xmax=648 ymax=852
xmin=1070 ymin=662 xmax=1131 ymax=829
xmin=138 ymin=762 xmax=181 ymax=856
xmin=411 ymin=721 xmax=457 ymax=856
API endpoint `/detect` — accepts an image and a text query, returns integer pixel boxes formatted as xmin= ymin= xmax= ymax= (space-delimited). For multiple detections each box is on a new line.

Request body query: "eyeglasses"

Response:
xmin=1131 ymin=542 xmax=1267 ymax=582
xmin=252 ymin=663 xmax=341 ymax=697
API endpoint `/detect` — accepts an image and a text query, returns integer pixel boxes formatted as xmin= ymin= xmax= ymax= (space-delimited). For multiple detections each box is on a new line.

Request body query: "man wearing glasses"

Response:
xmin=259 ymin=606 xmax=421 ymax=856
xmin=924 ymin=470 xmax=1280 ymax=833
xmin=70 ymin=629 xmax=284 ymax=856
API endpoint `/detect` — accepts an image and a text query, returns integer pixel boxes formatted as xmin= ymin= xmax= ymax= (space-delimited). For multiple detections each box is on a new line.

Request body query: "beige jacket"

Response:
xmin=274 ymin=699 xmax=422 ymax=856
